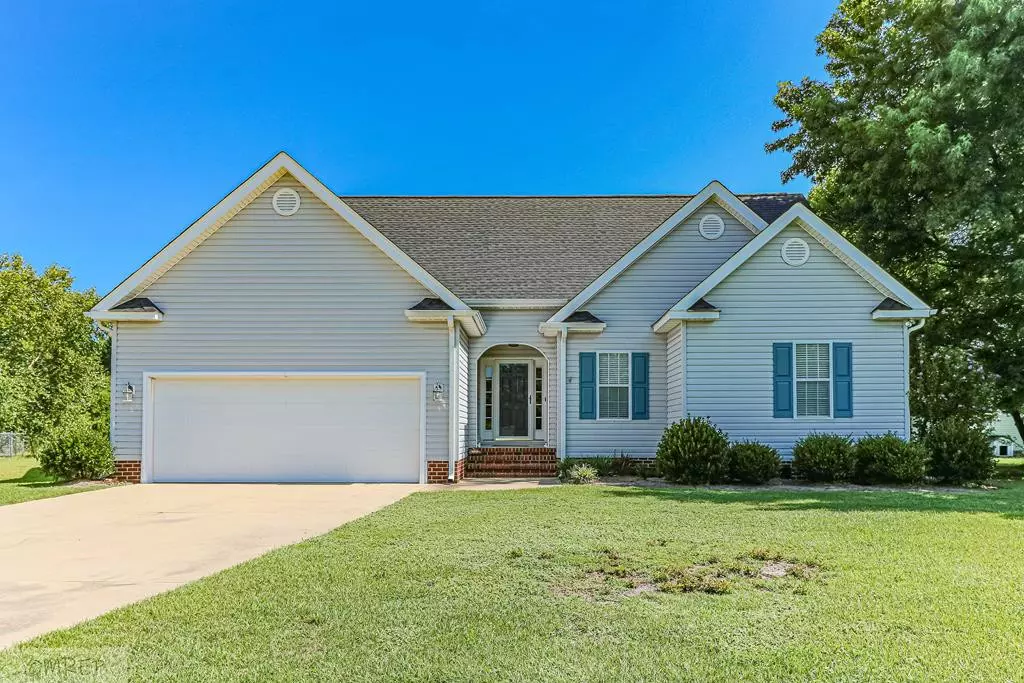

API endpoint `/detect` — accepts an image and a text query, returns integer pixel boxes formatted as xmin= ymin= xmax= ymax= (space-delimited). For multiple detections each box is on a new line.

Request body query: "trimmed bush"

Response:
xmin=656 ymin=417 xmax=729 ymax=484
xmin=38 ymin=426 xmax=114 ymax=481
xmin=792 ymin=433 xmax=855 ymax=482
xmin=924 ymin=418 xmax=995 ymax=484
xmin=562 ymin=463 xmax=599 ymax=485
xmin=853 ymin=432 xmax=927 ymax=484
xmin=727 ymin=442 xmax=781 ymax=484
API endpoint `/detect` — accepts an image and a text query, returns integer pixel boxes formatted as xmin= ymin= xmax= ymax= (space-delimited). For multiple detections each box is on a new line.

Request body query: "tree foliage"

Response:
xmin=0 ymin=254 xmax=109 ymax=442
xmin=768 ymin=0 xmax=1024 ymax=434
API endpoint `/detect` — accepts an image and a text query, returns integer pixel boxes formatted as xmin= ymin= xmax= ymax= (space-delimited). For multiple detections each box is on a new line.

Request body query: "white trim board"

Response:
xmin=139 ymin=370 xmax=428 ymax=484
xmin=653 ymin=203 xmax=934 ymax=332
xmin=91 ymin=152 xmax=470 ymax=317
xmin=547 ymin=181 xmax=768 ymax=324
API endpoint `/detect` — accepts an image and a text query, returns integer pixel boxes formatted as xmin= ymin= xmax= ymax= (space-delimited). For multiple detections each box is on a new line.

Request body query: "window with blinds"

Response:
xmin=795 ymin=343 xmax=831 ymax=417
xmin=598 ymin=352 xmax=630 ymax=419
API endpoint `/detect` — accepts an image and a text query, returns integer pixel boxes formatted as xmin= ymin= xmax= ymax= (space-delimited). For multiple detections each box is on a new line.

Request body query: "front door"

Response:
xmin=498 ymin=362 xmax=530 ymax=438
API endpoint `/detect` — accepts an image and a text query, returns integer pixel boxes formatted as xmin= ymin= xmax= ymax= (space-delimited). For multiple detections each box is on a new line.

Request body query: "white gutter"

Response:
xmin=448 ymin=319 xmax=458 ymax=482
xmin=904 ymin=318 xmax=927 ymax=438
xmin=86 ymin=311 xmax=163 ymax=322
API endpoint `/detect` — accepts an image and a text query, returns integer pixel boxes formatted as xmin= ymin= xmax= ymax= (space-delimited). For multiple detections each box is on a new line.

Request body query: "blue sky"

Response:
xmin=0 ymin=1 xmax=831 ymax=294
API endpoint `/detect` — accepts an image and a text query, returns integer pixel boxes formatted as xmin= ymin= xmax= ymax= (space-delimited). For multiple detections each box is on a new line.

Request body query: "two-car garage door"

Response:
xmin=148 ymin=374 xmax=422 ymax=483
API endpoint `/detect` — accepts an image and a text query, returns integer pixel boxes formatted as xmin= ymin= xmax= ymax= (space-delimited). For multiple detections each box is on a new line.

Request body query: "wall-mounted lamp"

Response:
xmin=123 ymin=383 xmax=135 ymax=403
xmin=432 ymin=383 xmax=445 ymax=402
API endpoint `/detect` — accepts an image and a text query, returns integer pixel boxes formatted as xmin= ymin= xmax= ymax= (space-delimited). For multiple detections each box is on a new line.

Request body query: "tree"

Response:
xmin=767 ymin=0 xmax=1024 ymax=434
xmin=0 ymin=254 xmax=109 ymax=443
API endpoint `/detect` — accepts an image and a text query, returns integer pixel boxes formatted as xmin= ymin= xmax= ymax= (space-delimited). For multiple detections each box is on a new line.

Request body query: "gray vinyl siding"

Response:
xmin=666 ymin=324 xmax=683 ymax=423
xmin=467 ymin=309 xmax=558 ymax=448
xmin=565 ymin=202 xmax=753 ymax=457
xmin=111 ymin=174 xmax=449 ymax=462
xmin=457 ymin=323 xmax=470 ymax=461
xmin=685 ymin=224 xmax=907 ymax=457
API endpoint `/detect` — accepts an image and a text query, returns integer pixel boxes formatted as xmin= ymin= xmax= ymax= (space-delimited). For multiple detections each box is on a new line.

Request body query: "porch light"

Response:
xmin=123 ymin=383 xmax=135 ymax=403
xmin=432 ymin=383 xmax=445 ymax=402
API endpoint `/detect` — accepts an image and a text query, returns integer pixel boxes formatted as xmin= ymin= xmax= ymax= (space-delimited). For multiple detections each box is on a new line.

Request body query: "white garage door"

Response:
xmin=148 ymin=374 xmax=422 ymax=483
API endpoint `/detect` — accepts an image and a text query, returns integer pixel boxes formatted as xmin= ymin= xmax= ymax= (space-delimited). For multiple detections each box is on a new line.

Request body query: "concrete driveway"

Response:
xmin=0 ymin=483 xmax=421 ymax=649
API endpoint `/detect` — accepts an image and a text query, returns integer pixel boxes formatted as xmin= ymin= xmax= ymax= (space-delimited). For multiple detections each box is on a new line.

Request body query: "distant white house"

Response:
xmin=990 ymin=412 xmax=1023 ymax=457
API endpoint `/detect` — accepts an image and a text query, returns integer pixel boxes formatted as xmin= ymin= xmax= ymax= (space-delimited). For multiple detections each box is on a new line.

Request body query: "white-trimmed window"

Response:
xmin=795 ymin=343 xmax=831 ymax=417
xmin=598 ymin=352 xmax=630 ymax=419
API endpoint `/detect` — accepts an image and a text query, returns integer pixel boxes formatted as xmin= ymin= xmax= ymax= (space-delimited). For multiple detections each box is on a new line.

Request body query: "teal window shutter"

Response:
xmin=773 ymin=343 xmax=794 ymax=418
xmin=579 ymin=352 xmax=596 ymax=420
xmin=631 ymin=352 xmax=649 ymax=420
xmin=833 ymin=343 xmax=853 ymax=418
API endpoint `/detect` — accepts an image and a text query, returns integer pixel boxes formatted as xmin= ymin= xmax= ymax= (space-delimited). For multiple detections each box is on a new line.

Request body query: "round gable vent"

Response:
xmin=272 ymin=188 xmax=301 ymax=216
xmin=781 ymin=237 xmax=811 ymax=266
xmin=698 ymin=213 xmax=725 ymax=240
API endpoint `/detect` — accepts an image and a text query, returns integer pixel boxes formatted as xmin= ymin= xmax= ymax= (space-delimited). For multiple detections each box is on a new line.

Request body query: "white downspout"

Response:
xmin=558 ymin=327 xmax=567 ymax=459
xmin=448 ymin=318 xmax=458 ymax=482
xmin=904 ymin=318 xmax=926 ymax=438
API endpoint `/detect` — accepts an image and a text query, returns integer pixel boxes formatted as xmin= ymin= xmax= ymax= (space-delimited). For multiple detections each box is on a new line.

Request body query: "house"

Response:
xmin=88 ymin=153 xmax=934 ymax=484
xmin=990 ymin=412 xmax=1023 ymax=457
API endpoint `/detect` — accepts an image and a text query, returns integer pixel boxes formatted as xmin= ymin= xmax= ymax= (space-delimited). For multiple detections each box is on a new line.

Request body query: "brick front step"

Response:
xmin=465 ymin=447 xmax=558 ymax=477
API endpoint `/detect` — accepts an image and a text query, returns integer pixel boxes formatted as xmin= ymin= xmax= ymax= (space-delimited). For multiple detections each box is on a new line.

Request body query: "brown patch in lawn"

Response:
xmin=553 ymin=548 xmax=819 ymax=601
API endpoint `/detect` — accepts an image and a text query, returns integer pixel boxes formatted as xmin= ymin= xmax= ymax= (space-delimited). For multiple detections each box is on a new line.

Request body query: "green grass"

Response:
xmin=3 ymin=482 xmax=1024 ymax=682
xmin=995 ymin=457 xmax=1024 ymax=480
xmin=0 ymin=456 xmax=106 ymax=507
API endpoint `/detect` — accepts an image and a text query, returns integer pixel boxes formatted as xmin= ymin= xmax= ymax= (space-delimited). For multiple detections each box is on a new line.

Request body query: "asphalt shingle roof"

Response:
xmin=342 ymin=194 xmax=805 ymax=300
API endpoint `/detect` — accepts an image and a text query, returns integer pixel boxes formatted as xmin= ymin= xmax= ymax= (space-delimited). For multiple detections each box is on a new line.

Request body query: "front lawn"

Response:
xmin=0 ymin=456 xmax=106 ymax=507
xmin=3 ymin=482 xmax=1023 ymax=681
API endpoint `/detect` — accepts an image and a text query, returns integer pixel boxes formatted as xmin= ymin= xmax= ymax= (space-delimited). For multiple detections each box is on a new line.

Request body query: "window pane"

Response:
xmin=797 ymin=381 xmax=830 ymax=417
xmin=599 ymin=386 xmax=629 ymax=419
xmin=796 ymin=343 xmax=830 ymax=380
xmin=598 ymin=352 xmax=629 ymax=385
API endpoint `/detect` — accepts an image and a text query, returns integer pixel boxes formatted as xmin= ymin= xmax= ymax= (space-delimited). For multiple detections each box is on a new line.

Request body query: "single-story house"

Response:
xmin=88 ymin=152 xmax=934 ymax=484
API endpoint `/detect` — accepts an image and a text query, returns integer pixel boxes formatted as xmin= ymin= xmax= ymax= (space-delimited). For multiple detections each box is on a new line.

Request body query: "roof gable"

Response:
xmin=654 ymin=204 xmax=932 ymax=331
xmin=90 ymin=153 xmax=470 ymax=317
xmin=546 ymin=181 xmax=774 ymax=323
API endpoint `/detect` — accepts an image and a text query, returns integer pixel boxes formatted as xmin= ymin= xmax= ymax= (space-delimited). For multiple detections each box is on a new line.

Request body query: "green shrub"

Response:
xmin=852 ymin=432 xmax=927 ymax=484
xmin=562 ymin=463 xmax=599 ymax=485
xmin=924 ymin=418 xmax=995 ymax=484
xmin=727 ymin=442 xmax=781 ymax=484
xmin=38 ymin=426 xmax=114 ymax=480
xmin=792 ymin=433 xmax=855 ymax=482
xmin=656 ymin=417 xmax=729 ymax=484
xmin=557 ymin=452 xmax=640 ymax=478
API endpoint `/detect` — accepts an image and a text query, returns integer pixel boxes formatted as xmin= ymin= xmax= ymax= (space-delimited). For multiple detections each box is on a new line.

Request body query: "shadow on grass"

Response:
xmin=0 ymin=466 xmax=63 ymax=489
xmin=600 ymin=480 xmax=1024 ymax=520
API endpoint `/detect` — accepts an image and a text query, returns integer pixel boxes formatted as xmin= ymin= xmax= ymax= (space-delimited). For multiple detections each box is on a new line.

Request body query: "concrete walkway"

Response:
xmin=0 ymin=483 xmax=420 ymax=649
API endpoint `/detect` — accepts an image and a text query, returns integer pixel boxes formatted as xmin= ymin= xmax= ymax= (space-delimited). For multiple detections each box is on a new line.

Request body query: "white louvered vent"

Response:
xmin=272 ymin=188 xmax=301 ymax=216
xmin=781 ymin=237 xmax=811 ymax=266
xmin=698 ymin=213 xmax=725 ymax=240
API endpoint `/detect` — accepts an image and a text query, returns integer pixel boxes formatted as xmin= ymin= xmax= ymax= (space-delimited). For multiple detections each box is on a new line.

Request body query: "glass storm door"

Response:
xmin=498 ymin=362 xmax=530 ymax=438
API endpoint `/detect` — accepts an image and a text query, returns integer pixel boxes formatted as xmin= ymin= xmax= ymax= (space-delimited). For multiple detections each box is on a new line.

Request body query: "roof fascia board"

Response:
xmin=652 ymin=310 xmax=720 ymax=333
xmin=872 ymin=309 xmax=936 ymax=320
xmin=405 ymin=309 xmax=487 ymax=336
xmin=92 ymin=152 xmax=470 ymax=314
xmin=669 ymin=204 xmax=932 ymax=315
xmin=538 ymin=321 xmax=607 ymax=337
xmin=86 ymin=310 xmax=163 ymax=322
xmin=546 ymin=181 xmax=767 ymax=324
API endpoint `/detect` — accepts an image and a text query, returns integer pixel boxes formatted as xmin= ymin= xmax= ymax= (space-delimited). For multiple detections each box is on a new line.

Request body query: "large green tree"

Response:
xmin=768 ymin=0 xmax=1024 ymax=436
xmin=0 ymin=254 xmax=109 ymax=443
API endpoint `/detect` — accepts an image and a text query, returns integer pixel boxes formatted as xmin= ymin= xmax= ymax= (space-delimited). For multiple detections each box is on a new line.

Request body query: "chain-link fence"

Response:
xmin=0 ymin=432 xmax=29 ymax=457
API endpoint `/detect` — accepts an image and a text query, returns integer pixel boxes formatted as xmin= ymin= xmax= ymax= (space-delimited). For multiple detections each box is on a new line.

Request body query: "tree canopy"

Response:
xmin=0 ymin=254 xmax=109 ymax=443
xmin=768 ymin=0 xmax=1024 ymax=435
